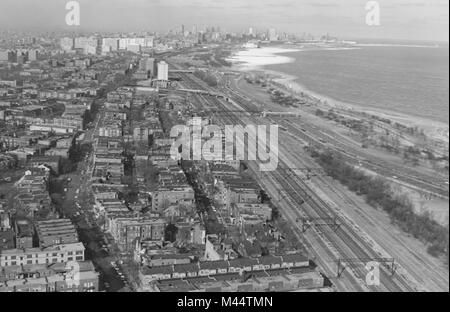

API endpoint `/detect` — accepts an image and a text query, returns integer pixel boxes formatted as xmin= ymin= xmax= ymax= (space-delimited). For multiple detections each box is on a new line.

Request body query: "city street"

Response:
xmin=55 ymin=98 xmax=134 ymax=292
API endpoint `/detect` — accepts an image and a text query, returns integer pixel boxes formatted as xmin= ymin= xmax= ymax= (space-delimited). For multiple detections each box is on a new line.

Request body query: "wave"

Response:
xmin=355 ymin=43 xmax=440 ymax=48
xmin=227 ymin=47 xmax=301 ymax=70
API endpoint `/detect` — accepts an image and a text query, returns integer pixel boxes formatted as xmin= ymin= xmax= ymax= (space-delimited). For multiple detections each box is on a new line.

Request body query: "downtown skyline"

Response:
xmin=0 ymin=0 xmax=448 ymax=42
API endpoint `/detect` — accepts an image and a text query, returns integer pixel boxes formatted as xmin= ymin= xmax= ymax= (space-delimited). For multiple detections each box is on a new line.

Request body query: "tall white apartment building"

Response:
xmin=157 ymin=61 xmax=169 ymax=81
xmin=102 ymin=38 xmax=119 ymax=51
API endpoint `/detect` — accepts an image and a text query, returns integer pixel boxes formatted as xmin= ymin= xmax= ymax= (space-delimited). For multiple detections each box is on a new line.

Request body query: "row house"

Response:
xmin=140 ymin=253 xmax=309 ymax=283
xmin=108 ymin=216 xmax=166 ymax=251
xmin=151 ymin=186 xmax=195 ymax=213
xmin=0 ymin=242 xmax=85 ymax=267
xmin=0 ymin=260 xmax=98 ymax=292
xmin=216 ymin=178 xmax=260 ymax=210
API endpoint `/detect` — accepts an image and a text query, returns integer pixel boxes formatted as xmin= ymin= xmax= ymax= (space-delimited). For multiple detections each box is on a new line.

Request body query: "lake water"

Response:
xmin=265 ymin=45 xmax=449 ymax=124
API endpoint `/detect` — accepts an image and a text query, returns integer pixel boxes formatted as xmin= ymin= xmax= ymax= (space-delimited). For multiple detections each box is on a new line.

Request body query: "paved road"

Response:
xmin=56 ymin=99 xmax=134 ymax=292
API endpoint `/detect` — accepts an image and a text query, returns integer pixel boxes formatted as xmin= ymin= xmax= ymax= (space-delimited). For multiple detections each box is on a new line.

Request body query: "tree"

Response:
xmin=82 ymin=109 xmax=94 ymax=129
xmin=259 ymin=190 xmax=271 ymax=203
xmin=271 ymin=206 xmax=281 ymax=221
xmin=315 ymin=109 xmax=325 ymax=117
xmin=310 ymin=147 xmax=449 ymax=260
xmin=164 ymin=223 xmax=179 ymax=242
xmin=60 ymin=157 xmax=76 ymax=174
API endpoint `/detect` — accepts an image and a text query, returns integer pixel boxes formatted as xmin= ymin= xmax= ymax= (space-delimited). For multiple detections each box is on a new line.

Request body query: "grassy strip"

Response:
xmin=309 ymin=148 xmax=449 ymax=263
xmin=193 ymin=70 xmax=218 ymax=87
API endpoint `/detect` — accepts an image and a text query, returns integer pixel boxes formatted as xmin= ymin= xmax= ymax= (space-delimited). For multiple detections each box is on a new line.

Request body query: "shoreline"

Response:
xmin=267 ymin=68 xmax=449 ymax=143
xmin=227 ymin=46 xmax=450 ymax=144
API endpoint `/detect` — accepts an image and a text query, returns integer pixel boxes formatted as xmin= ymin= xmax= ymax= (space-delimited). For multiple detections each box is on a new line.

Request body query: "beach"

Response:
xmin=228 ymin=47 xmax=301 ymax=70
xmin=228 ymin=45 xmax=450 ymax=144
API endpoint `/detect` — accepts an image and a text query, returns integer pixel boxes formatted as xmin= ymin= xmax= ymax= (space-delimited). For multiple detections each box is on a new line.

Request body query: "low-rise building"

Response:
xmin=151 ymin=165 xmax=195 ymax=212
xmin=35 ymin=219 xmax=79 ymax=248
xmin=216 ymin=177 xmax=260 ymax=210
xmin=139 ymin=253 xmax=314 ymax=291
xmin=233 ymin=203 xmax=272 ymax=221
xmin=0 ymin=260 xmax=99 ymax=292
xmin=0 ymin=242 xmax=85 ymax=267
xmin=108 ymin=216 xmax=166 ymax=251
xmin=14 ymin=218 xmax=34 ymax=249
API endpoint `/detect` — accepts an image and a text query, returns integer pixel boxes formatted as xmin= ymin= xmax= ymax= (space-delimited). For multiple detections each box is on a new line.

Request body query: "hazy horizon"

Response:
xmin=0 ymin=0 xmax=448 ymax=42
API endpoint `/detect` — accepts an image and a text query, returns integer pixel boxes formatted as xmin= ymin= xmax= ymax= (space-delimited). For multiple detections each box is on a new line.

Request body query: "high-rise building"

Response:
xmin=144 ymin=36 xmax=154 ymax=48
xmin=74 ymin=37 xmax=87 ymax=49
xmin=0 ymin=50 xmax=16 ymax=62
xmin=139 ymin=58 xmax=148 ymax=71
xmin=127 ymin=44 xmax=141 ymax=53
xmin=84 ymin=45 xmax=97 ymax=55
xmin=139 ymin=57 xmax=156 ymax=78
xmin=101 ymin=45 xmax=112 ymax=55
xmin=147 ymin=58 xmax=156 ymax=78
xmin=60 ymin=37 xmax=74 ymax=51
xmin=0 ymin=50 xmax=8 ymax=61
xmin=74 ymin=37 xmax=99 ymax=55
xmin=28 ymin=49 xmax=38 ymax=61
xmin=102 ymin=38 xmax=119 ymax=51
xmin=157 ymin=61 xmax=169 ymax=81
xmin=269 ymin=28 xmax=278 ymax=41
xmin=147 ymin=57 xmax=157 ymax=76
xmin=118 ymin=37 xmax=152 ymax=51
xmin=118 ymin=38 xmax=128 ymax=50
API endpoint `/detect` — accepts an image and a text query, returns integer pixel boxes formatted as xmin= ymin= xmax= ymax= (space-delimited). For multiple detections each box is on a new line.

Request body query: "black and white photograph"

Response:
xmin=0 ymin=0 xmax=448 ymax=298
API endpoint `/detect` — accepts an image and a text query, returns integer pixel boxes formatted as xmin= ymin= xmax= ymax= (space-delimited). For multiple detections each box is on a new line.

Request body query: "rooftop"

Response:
xmin=0 ymin=242 xmax=85 ymax=256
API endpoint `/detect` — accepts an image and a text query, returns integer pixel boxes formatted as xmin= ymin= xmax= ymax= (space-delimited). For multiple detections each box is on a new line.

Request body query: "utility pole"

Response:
xmin=298 ymin=217 xmax=341 ymax=233
xmin=336 ymin=258 xmax=397 ymax=278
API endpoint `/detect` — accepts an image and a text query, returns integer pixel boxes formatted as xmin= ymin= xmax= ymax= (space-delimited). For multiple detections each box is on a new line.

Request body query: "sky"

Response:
xmin=0 ymin=0 xmax=448 ymax=42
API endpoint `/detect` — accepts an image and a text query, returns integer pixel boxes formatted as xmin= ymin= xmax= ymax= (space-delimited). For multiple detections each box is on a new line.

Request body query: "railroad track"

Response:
xmin=278 ymin=118 xmax=449 ymax=198
xmin=271 ymin=162 xmax=415 ymax=292
xmin=220 ymin=76 xmax=448 ymax=197
xmin=176 ymin=72 xmax=426 ymax=291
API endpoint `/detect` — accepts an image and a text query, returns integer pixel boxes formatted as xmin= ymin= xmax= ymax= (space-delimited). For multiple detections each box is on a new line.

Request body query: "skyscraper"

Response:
xmin=157 ymin=61 xmax=169 ymax=81
xmin=269 ymin=28 xmax=278 ymax=41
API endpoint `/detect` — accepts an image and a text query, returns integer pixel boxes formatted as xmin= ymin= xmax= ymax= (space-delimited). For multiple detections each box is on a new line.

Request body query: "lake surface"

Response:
xmin=266 ymin=45 xmax=449 ymax=124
